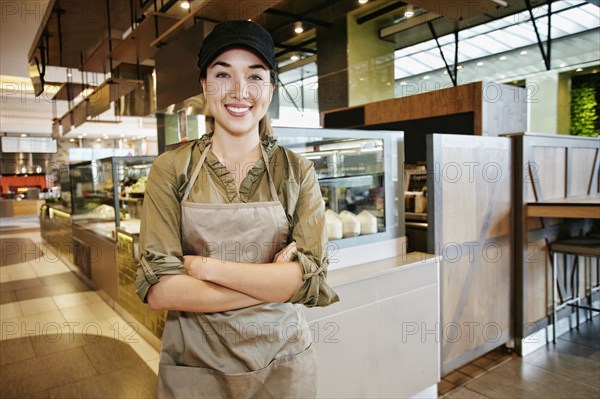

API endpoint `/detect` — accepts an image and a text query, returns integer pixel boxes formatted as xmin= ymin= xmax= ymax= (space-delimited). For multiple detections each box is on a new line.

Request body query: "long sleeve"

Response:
xmin=286 ymin=157 xmax=340 ymax=307
xmin=135 ymin=146 xmax=192 ymax=302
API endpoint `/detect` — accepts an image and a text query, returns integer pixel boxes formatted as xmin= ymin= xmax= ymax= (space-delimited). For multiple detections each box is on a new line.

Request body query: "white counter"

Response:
xmin=305 ymin=252 xmax=440 ymax=399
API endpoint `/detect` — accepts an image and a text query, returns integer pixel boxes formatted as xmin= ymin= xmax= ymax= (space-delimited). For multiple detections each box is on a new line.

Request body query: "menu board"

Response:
xmin=1 ymin=136 xmax=57 ymax=153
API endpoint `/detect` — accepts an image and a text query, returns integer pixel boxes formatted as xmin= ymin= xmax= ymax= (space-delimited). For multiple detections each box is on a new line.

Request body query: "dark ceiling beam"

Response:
xmin=356 ymin=1 xmax=406 ymax=25
xmin=264 ymin=8 xmax=331 ymax=28
xmin=274 ymin=38 xmax=317 ymax=58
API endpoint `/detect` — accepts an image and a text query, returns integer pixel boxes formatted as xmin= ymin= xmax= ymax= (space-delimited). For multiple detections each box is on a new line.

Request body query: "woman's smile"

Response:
xmin=224 ymin=103 xmax=253 ymax=116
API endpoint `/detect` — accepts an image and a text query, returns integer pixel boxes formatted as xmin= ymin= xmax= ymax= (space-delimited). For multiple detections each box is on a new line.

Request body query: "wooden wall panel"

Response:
xmin=532 ymin=147 xmax=566 ymax=200
xmin=568 ymin=148 xmax=598 ymax=197
xmin=428 ymin=134 xmax=512 ymax=374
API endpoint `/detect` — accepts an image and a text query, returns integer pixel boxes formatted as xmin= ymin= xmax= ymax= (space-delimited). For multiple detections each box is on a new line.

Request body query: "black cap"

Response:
xmin=197 ymin=20 xmax=276 ymax=76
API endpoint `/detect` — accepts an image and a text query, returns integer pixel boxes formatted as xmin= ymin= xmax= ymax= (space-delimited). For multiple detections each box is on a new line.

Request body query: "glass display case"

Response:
xmin=70 ymin=156 xmax=155 ymax=239
xmin=274 ymin=127 xmax=404 ymax=248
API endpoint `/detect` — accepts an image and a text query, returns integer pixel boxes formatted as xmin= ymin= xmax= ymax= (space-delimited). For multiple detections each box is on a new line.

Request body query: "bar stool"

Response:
xmin=549 ymin=237 xmax=600 ymax=342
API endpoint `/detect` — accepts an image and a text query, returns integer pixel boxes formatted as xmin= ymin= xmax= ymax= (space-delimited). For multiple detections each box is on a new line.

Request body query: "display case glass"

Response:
xmin=70 ymin=156 xmax=155 ymax=239
xmin=274 ymin=127 xmax=404 ymax=248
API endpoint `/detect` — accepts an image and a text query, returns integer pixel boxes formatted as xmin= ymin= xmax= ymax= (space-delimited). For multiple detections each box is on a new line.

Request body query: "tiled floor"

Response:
xmin=1 ymin=225 xmax=159 ymax=398
xmin=1 ymin=218 xmax=599 ymax=398
xmin=439 ymin=318 xmax=599 ymax=398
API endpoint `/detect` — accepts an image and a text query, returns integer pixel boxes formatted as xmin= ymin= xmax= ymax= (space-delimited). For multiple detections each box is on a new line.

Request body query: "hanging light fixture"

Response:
xmin=404 ymin=4 xmax=414 ymax=18
xmin=294 ymin=21 xmax=304 ymax=34
xmin=180 ymin=1 xmax=190 ymax=10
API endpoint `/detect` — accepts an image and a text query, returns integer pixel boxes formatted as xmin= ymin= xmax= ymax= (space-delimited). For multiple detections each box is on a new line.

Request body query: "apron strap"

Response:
xmin=260 ymin=146 xmax=279 ymax=202
xmin=182 ymin=144 xmax=211 ymax=203
xmin=182 ymin=142 xmax=279 ymax=203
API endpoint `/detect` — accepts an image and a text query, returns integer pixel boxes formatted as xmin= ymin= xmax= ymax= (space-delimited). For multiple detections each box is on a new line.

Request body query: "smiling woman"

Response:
xmin=135 ymin=20 xmax=339 ymax=399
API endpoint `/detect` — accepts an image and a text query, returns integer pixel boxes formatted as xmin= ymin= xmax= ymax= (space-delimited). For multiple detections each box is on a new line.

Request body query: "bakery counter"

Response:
xmin=305 ymin=252 xmax=440 ymax=398
xmin=1 ymin=199 xmax=45 ymax=217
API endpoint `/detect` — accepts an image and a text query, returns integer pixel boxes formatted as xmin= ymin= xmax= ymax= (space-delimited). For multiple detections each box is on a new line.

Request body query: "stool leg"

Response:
xmin=553 ymin=252 xmax=557 ymax=342
xmin=576 ymin=256 xmax=580 ymax=329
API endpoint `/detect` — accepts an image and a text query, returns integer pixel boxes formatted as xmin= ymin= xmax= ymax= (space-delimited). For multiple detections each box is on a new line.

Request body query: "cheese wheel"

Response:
xmin=325 ymin=210 xmax=343 ymax=240
xmin=358 ymin=210 xmax=377 ymax=235
xmin=339 ymin=210 xmax=360 ymax=238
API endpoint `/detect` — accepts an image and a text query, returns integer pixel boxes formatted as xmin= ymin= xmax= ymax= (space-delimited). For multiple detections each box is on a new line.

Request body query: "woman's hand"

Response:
xmin=273 ymin=241 xmax=297 ymax=263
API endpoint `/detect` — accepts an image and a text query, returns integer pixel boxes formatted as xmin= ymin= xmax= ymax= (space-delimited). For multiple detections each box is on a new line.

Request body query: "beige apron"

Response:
xmin=157 ymin=144 xmax=317 ymax=399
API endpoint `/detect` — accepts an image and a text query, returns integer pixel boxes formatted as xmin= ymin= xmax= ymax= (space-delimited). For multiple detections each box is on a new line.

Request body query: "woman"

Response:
xmin=135 ymin=20 xmax=339 ymax=398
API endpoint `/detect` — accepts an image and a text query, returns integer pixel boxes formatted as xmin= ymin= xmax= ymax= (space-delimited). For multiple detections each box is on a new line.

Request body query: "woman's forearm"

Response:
xmin=188 ymin=259 xmax=304 ymax=303
xmin=147 ymin=274 xmax=263 ymax=312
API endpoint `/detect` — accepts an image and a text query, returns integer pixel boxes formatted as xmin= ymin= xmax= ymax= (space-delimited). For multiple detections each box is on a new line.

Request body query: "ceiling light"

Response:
xmin=457 ymin=65 xmax=463 ymax=70
xmin=358 ymin=0 xmax=368 ymax=4
xmin=96 ymin=138 xmax=101 ymax=142
xmin=180 ymin=1 xmax=190 ymax=10
xmin=499 ymin=56 xmax=507 ymax=61
xmin=103 ymin=135 xmax=109 ymax=139
xmin=400 ymin=81 xmax=407 ymax=85
xmin=294 ymin=21 xmax=304 ymax=34
xmin=520 ymin=50 xmax=528 ymax=55
xmin=576 ymin=68 xmax=583 ymax=72
xmin=78 ymin=135 xmax=83 ymax=139
xmin=69 ymin=138 xmax=75 ymax=142
xmin=423 ymin=75 xmax=430 ymax=80
xmin=476 ymin=61 xmax=484 ymax=66
xmin=21 ymin=133 xmax=27 ymax=137
xmin=490 ymin=0 xmax=508 ymax=7
xmin=291 ymin=54 xmax=300 ymax=61
xmin=560 ymin=63 xmax=567 ymax=68
xmin=404 ymin=4 xmax=414 ymax=18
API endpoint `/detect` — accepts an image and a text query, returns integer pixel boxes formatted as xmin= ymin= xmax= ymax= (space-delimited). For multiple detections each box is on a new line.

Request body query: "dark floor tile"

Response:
xmin=47 ymin=363 xmax=157 ymax=399
xmin=0 ymin=238 xmax=44 ymax=266
xmin=15 ymin=282 xmax=84 ymax=301
xmin=0 ymin=347 xmax=97 ymax=397
xmin=445 ymin=386 xmax=491 ymax=398
xmin=444 ymin=370 xmax=472 ymax=387
xmin=524 ymin=336 xmax=600 ymax=388
xmin=0 ymin=337 xmax=36 ymax=366
xmin=0 ymin=288 xmax=17 ymax=304
xmin=457 ymin=364 xmax=486 ymax=379
xmin=472 ymin=356 xmax=497 ymax=370
xmin=438 ymin=379 xmax=457 ymax=396
xmin=31 ymin=332 xmax=97 ymax=357
xmin=483 ymin=348 xmax=514 ymax=363
xmin=557 ymin=318 xmax=600 ymax=350
xmin=82 ymin=337 xmax=145 ymax=374
xmin=465 ymin=358 xmax=599 ymax=398
xmin=1 ymin=277 xmax=44 ymax=292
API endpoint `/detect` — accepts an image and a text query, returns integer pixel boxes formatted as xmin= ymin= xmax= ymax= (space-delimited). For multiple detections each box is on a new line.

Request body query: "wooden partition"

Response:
xmin=512 ymin=134 xmax=599 ymax=354
xmin=427 ymin=134 xmax=513 ymax=374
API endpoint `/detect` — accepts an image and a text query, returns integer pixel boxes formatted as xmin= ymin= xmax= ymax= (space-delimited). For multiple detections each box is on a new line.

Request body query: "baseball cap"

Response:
xmin=197 ymin=20 xmax=276 ymax=76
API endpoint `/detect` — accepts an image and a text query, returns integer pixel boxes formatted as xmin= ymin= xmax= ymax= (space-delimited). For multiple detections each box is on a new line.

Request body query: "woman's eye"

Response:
xmin=249 ymin=74 xmax=264 ymax=81
xmin=215 ymin=72 xmax=229 ymax=78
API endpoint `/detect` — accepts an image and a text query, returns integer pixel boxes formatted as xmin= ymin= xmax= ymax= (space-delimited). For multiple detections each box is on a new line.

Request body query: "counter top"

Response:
xmin=327 ymin=251 xmax=436 ymax=287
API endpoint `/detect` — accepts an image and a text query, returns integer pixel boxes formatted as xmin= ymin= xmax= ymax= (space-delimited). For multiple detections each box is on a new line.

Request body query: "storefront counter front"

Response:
xmin=1 ymin=199 xmax=45 ymax=217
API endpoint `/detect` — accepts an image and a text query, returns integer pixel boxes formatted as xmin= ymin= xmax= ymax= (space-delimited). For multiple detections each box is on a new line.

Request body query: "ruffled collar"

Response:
xmin=197 ymin=133 xmax=277 ymax=202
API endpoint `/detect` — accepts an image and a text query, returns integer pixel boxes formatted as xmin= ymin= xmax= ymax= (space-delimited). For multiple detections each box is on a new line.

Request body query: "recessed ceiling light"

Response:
xmin=443 ymin=70 xmax=448 ymax=74
xmin=423 ymin=75 xmax=430 ymax=80
xmin=78 ymin=135 xmax=83 ymax=139
xmin=291 ymin=55 xmax=300 ymax=62
xmin=69 ymin=138 xmax=75 ymax=142
xmin=404 ymin=4 xmax=414 ymax=18
xmin=358 ymin=0 xmax=368 ymax=4
xmin=520 ymin=50 xmax=527 ymax=55
xmin=560 ymin=63 xmax=567 ymax=68
xmin=499 ymin=56 xmax=507 ymax=61
xmin=96 ymin=138 xmax=101 ymax=142
xmin=21 ymin=133 xmax=27 ymax=137
xmin=180 ymin=1 xmax=190 ymax=10
xmin=457 ymin=65 xmax=463 ymax=70
xmin=476 ymin=61 xmax=484 ymax=66
xmin=576 ymin=68 xmax=583 ymax=72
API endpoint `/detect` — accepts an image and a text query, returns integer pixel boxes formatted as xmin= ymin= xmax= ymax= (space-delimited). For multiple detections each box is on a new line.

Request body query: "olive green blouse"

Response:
xmin=135 ymin=133 xmax=340 ymax=308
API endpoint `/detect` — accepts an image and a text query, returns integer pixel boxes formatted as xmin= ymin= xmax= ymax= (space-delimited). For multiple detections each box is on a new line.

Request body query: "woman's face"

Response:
xmin=200 ymin=48 xmax=274 ymax=137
